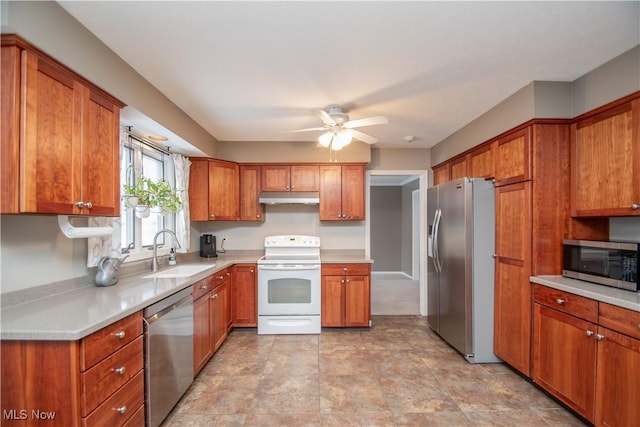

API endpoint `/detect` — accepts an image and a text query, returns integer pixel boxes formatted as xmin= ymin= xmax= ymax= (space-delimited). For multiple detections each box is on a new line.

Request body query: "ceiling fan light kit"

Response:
xmin=291 ymin=105 xmax=388 ymax=151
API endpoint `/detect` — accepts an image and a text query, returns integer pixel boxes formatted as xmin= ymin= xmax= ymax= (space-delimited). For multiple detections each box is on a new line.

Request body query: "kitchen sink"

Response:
xmin=143 ymin=264 xmax=216 ymax=279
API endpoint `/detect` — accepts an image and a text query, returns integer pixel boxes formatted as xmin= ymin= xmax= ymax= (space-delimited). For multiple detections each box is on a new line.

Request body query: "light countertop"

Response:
xmin=531 ymin=275 xmax=640 ymax=312
xmin=1 ymin=251 xmax=373 ymax=341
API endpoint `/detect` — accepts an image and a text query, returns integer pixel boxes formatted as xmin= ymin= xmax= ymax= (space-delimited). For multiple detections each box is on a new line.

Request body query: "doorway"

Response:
xmin=366 ymin=170 xmax=429 ymax=315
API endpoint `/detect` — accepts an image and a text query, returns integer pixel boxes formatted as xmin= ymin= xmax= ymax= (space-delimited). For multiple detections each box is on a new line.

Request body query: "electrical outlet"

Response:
xmin=334 ymin=235 xmax=340 ymax=241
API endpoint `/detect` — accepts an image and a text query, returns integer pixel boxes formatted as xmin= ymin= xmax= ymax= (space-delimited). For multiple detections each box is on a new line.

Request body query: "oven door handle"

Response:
xmin=258 ymin=264 xmax=320 ymax=271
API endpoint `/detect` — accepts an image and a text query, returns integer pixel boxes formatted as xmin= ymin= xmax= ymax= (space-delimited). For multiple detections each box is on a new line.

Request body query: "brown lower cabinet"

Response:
xmin=532 ymin=284 xmax=640 ymax=425
xmin=193 ymin=271 xmax=230 ymax=376
xmin=0 ymin=311 xmax=144 ymax=427
xmin=232 ymin=264 xmax=257 ymax=327
xmin=321 ymin=263 xmax=371 ymax=327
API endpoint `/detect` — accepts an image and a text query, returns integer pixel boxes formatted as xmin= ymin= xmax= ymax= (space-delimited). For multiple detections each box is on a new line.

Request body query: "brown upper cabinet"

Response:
xmin=494 ymin=127 xmax=531 ymax=186
xmin=239 ymin=165 xmax=264 ymax=221
xmin=571 ymin=94 xmax=640 ymax=217
xmin=467 ymin=142 xmax=496 ymax=180
xmin=319 ymin=164 xmax=365 ymax=221
xmin=449 ymin=156 xmax=467 ymax=181
xmin=261 ymin=164 xmax=319 ymax=192
xmin=189 ymin=158 xmax=239 ymax=221
xmin=1 ymin=36 xmax=124 ymax=216
xmin=432 ymin=163 xmax=450 ymax=186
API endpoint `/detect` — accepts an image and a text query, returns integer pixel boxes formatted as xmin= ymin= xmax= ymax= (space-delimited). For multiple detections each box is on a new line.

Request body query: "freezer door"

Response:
xmin=426 ymin=186 xmax=439 ymax=332
xmin=437 ymin=178 xmax=472 ymax=356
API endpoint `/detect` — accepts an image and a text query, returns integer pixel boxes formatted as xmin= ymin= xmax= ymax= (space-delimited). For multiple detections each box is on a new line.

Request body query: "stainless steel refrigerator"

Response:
xmin=427 ymin=177 xmax=500 ymax=363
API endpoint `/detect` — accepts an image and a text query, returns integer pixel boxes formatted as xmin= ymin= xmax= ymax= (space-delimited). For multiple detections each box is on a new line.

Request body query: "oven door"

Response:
xmin=258 ymin=263 xmax=321 ymax=315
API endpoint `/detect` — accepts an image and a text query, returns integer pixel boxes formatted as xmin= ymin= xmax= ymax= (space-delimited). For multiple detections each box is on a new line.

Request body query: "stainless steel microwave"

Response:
xmin=563 ymin=240 xmax=639 ymax=291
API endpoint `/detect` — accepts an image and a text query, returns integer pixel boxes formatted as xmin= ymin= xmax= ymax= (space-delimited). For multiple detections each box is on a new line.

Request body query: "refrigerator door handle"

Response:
xmin=433 ymin=208 xmax=442 ymax=273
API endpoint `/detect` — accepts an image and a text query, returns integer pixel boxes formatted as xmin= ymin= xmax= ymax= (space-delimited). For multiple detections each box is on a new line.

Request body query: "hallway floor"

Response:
xmin=162 ymin=316 xmax=587 ymax=427
xmin=371 ymin=273 xmax=420 ymax=315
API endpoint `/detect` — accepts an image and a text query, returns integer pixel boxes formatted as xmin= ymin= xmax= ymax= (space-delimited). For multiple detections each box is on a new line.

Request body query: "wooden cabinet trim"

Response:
xmin=80 ymin=312 xmax=142 ymax=371
xmin=599 ymin=302 xmax=640 ymax=340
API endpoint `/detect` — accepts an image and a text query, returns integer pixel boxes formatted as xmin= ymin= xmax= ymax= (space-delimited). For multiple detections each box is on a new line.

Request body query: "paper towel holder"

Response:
xmin=58 ymin=215 xmax=113 ymax=239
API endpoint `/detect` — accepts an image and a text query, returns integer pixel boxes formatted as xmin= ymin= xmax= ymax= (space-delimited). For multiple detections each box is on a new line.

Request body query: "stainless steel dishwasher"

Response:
xmin=143 ymin=286 xmax=193 ymax=427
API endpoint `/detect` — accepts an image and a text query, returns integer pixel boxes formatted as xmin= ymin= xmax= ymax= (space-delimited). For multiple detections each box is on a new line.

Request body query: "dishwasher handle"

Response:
xmin=144 ymin=294 xmax=192 ymax=326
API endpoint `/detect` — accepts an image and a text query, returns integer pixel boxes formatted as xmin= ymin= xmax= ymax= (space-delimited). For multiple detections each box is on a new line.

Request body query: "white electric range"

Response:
xmin=257 ymin=235 xmax=321 ymax=334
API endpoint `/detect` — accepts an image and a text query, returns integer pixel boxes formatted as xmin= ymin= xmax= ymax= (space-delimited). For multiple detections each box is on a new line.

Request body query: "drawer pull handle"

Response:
xmin=585 ymin=330 xmax=594 ymax=337
xmin=113 ymin=366 xmax=126 ymax=375
xmin=199 ymin=284 xmax=207 ymax=290
xmin=114 ymin=331 xmax=126 ymax=339
xmin=115 ymin=405 xmax=127 ymax=414
xmin=632 ymin=203 xmax=639 ymax=210
xmin=638 ymin=323 xmax=640 ymax=331
xmin=596 ymin=334 xmax=605 ymax=341
xmin=556 ymin=298 xmax=565 ymax=305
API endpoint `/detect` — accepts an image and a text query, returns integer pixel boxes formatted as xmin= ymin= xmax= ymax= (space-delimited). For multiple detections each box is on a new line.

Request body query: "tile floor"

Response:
xmin=163 ymin=316 xmax=587 ymax=427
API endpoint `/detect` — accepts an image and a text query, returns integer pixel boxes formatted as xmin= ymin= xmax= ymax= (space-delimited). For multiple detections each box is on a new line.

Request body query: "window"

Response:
xmin=121 ymin=135 xmax=177 ymax=260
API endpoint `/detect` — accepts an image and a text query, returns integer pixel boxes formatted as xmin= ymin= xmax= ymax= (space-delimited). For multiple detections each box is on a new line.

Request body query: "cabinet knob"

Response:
xmin=250 ymin=269 xmax=254 ymax=273
xmin=199 ymin=284 xmax=208 ymax=290
xmin=585 ymin=330 xmax=594 ymax=337
xmin=556 ymin=298 xmax=565 ymax=305
xmin=637 ymin=323 xmax=640 ymax=331
xmin=346 ymin=279 xmax=350 ymax=283
xmin=632 ymin=203 xmax=639 ymax=210
xmin=596 ymin=333 xmax=605 ymax=341
xmin=114 ymin=331 xmax=126 ymax=339
xmin=341 ymin=279 xmax=345 ymax=284
xmin=285 ymin=185 xmax=290 ymax=190
xmin=115 ymin=406 xmax=127 ymax=414
xmin=257 ymin=214 xmax=261 ymax=218
xmin=113 ymin=366 xmax=126 ymax=375
xmin=492 ymin=254 xmax=497 ymax=258
xmin=343 ymin=267 xmax=348 ymax=272
xmin=210 ymin=214 xmax=215 ymax=219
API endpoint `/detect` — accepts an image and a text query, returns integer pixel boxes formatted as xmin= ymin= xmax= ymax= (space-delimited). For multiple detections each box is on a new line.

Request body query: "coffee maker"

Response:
xmin=200 ymin=234 xmax=217 ymax=258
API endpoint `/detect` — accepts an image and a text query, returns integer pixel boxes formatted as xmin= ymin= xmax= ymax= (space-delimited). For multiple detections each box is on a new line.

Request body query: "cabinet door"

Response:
xmin=319 ymin=165 xmax=343 ymax=220
xmin=432 ymin=163 xmax=450 ymax=186
xmin=193 ymin=292 xmax=213 ymax=375
xmin=21 ymin=50 xmax=82 ymax=214
xmin=532 ymin=304 xmax=597 ymax=421
xmin=494 ymin=182 xmax=532 ymax=376
xmin=494 ymin=127 xmax=531 ymax=186
xmin=290 ymin=165 xmax=319 ymax=191
xmin=449 ymin=157 xmax=467 ymax=180
xmin=81 ymin=87 xmax=120 ymax=216
xmin=1 ymin=46 xmax=21 ymax=213
xmin=572 ymin=99 xmax=640 ymax=216
xmin=232 ymin=264 xmax=257 ymax=327
xmin=239 ymin=165 xmax=264 ymax=221
xmin=261 ymin=165 xmax=290 ymax=191
xmin=344 ymin=275 xmax=370 ymax=327
xmin=209 ymin=160 xmax=239 ymax=220
xmin=212 ymin=282 xmax=229 ymax=352
xmin=340 ymin=164 xmax=365 ymax=220
xmin=188 ymin=158 xmax=210 ymax=221
xmin=468 ymin=142 xmax=495 ymax=179
xmin=321 ymin=275 xmax=344 ymax=327
xmin=595 ymin=326 xmax=640 ymax=427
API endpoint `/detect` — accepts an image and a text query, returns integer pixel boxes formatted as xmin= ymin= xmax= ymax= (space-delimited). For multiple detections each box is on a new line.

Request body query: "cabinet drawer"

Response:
xmin=322 ymin=264 xmax=370 ymax=275
xmin=81 ymin=312 xmax=142 ymax=370
xmin=121 ymin=404 xmax=145 ymax=427
xmin=533 ymin=285 xmax=598 ymax=323
xmin=212 ymin=268 xmax=231 ymax=286
xmin=192 ymin=275 xmax=214 ymax=300
xmin=82 ymin=370 xmax=144 ymax=427
xmin=599 ymin=302 xmax=640 ymax=340
xmin=81 ymin=336 xmax=143 ymax=416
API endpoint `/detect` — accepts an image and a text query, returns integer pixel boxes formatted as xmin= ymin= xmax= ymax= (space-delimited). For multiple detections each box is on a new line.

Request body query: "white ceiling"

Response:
xmin=59 ymin=1 xmax=639 ymax=151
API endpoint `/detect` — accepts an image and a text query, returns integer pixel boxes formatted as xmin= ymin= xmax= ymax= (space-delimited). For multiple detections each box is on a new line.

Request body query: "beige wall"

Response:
xmin=217 ymin=140 xmax=371 ymax=163
xmin=369 ymin=148 xmax=430 ymax=170
xmin=1 ymin=1 xmax=218 ymax=156
xmin=430 ymin=45 xmax=640 ymax=166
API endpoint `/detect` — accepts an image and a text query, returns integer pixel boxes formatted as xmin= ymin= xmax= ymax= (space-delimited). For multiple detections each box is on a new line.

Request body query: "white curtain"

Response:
xmin=172 ymin=153 xmax=191 ymax=253
xmin=87 ymin=217 xmax=122 ymax=267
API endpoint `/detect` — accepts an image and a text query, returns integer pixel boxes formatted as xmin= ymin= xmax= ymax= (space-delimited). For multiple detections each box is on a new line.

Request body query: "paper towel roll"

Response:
xmin=58 ymin=215 xmax=113 ymax=239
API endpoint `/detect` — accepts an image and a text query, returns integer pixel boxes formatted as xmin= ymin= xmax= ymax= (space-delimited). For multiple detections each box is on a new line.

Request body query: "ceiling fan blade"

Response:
xmin=344 ymin=115 xmax=388 ymax=129
xmin=349 ymin=129 xmax=378 ymax=144
xmin=313 ymin=109 xmax=337 ymax=126
xmin=286 ymin=127 xmax=326 ymax=133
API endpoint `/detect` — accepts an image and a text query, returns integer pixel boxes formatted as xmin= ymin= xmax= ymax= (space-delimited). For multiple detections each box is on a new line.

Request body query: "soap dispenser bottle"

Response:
xmin=169 ymin=248 xmax=177 ymax=266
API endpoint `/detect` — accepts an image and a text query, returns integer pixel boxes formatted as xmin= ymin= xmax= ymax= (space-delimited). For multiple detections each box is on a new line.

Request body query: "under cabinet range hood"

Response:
xmin=258 ymin=191 xmax=319 ymax=205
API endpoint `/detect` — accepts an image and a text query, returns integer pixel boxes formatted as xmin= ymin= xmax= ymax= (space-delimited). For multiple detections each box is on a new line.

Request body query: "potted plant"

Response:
xmin=122 ymin=176 xmax=182 ymax=218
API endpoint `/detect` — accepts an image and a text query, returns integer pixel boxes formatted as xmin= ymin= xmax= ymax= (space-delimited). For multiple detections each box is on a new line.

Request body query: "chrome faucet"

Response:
xmin=152 ymin=229 xmax=182 ymax=272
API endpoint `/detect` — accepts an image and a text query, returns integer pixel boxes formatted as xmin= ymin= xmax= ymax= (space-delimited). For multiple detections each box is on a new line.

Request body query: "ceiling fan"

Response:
xmin=290 ymin=105 xmax=388 ymax=151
